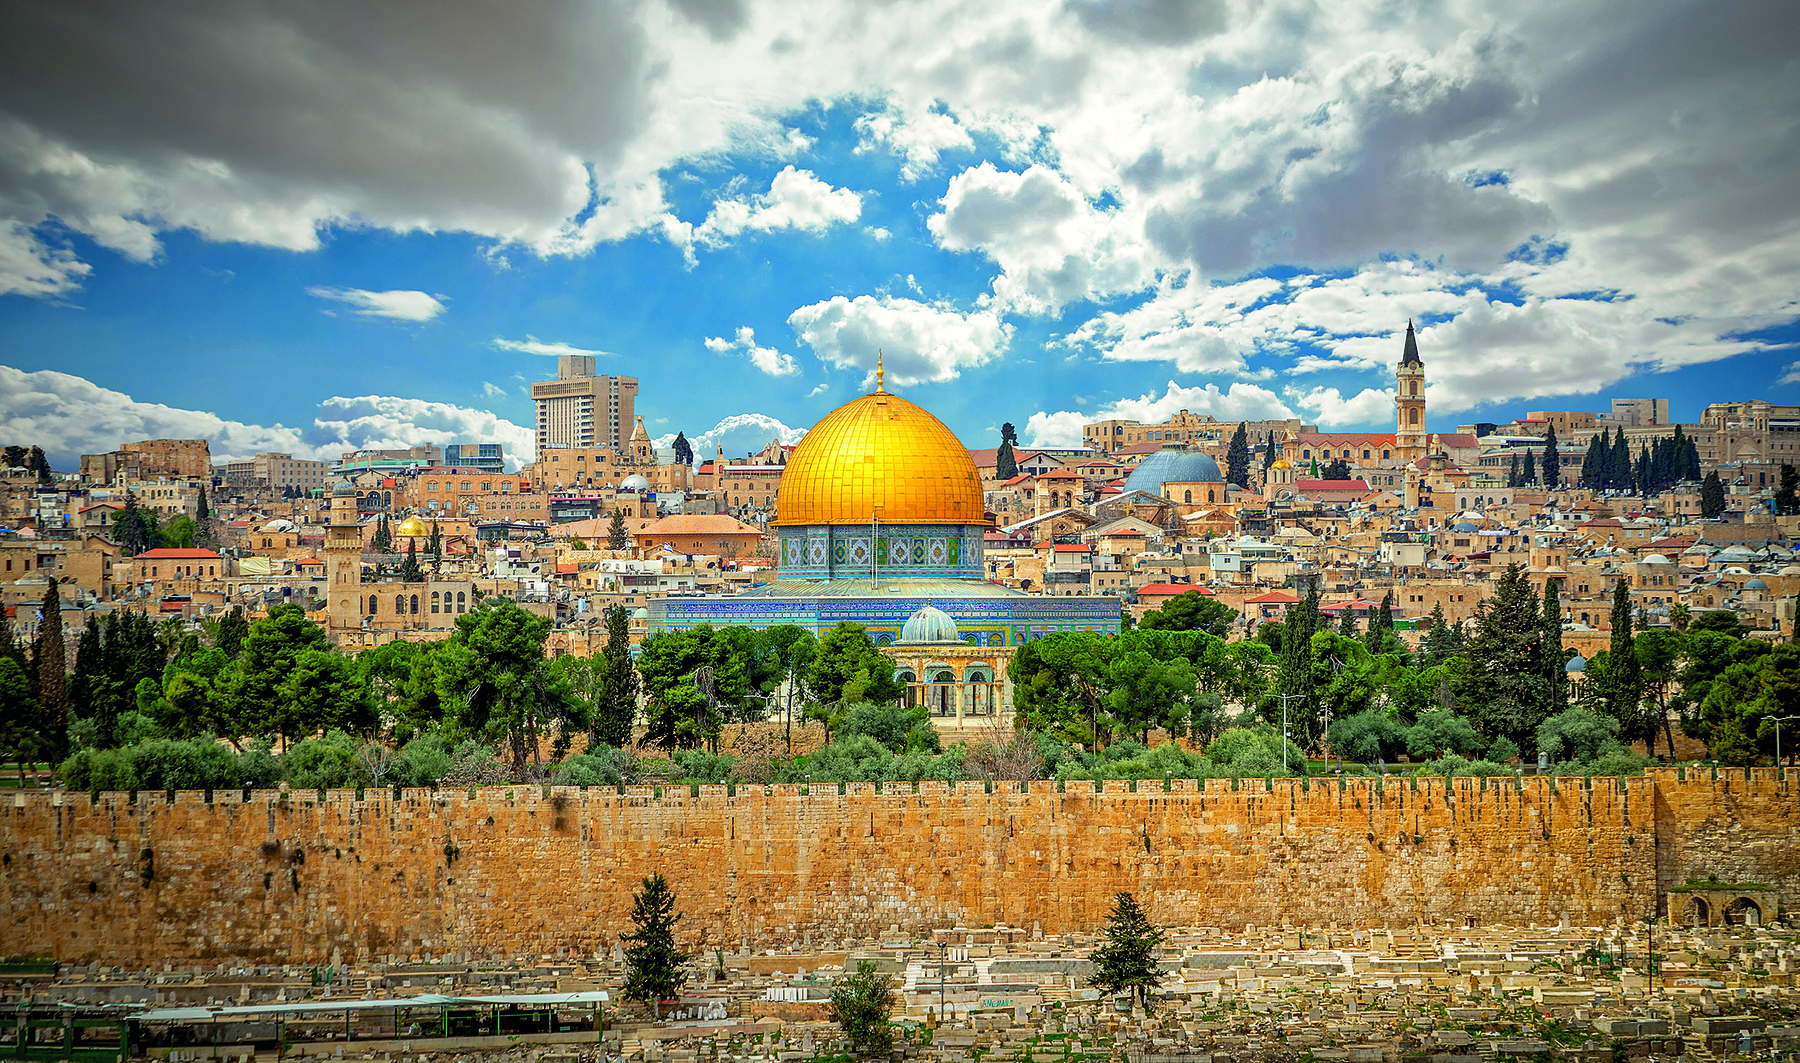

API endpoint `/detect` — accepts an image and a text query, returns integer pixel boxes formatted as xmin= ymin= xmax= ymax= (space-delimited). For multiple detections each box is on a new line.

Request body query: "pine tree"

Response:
xmin=1636 ymin=444 xmax=1651 ymax=496
xmin=621 ymin=873 xmax=690 ymax=1019
xmin=372 ymin=514 xmax=392 ymax=554
xmin=428 ymin=519 xmax=442 ymax=562
xmin=31 ymin=579 xmax=67 ymax=761
xmin=1507 ymin=452 xmax=1521 ymax=488
xmin=1542 ymin=426 xmax=1560 ymax=489
xmin=1523 ymin=449 xmax=1537 ymax=487
xmin=1272 ymin=591 xmax=1317 ymax=744
xmin=1463 ymin=564 xmax=1550 ymax=751
xmin=1262 ymin=431 xmax=1276 ymax=471
xmin=1542 ymin=580 xmax=1566 ymax=715
xmin=608 ymin=508 xmax=629 ymax=550
xmin=591 ymin=605 xmax=639 ymax=747
xmin=1226 ymin=422 xmax=1252 ymax=488
xmin=1700 ymin=471 xmax=1726 ymax=518
xmin=1579 ymin=434 xmax=1600 ymax=490
xmin=1089 ymin=891 xmax=1167 ymax=1014
xmin=1337 ymin=607 xmax=1357 ymax=637
xmin=401 ymin=541 xmax=425 ymax=583
xmin=1421 ymin=602 xmax=1457 ymax=667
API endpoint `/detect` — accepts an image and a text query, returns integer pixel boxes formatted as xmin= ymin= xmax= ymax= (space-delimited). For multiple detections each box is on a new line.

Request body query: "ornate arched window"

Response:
xmin=431 ymin=591 xmax=440 ymax=613
xmin=395 ymin=594 xmax=405 ymax=614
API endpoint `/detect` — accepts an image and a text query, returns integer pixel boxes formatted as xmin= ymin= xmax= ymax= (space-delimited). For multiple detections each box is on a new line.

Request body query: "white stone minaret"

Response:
xmin=1395 ymin=320 xmax=1428 ymax=462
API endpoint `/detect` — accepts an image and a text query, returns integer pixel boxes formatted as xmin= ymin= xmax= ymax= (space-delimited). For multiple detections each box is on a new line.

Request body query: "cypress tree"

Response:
xmin=1599 ymin=579 xmax=1644 ymax=741
xmin=1523 ymin=449 xmax=1537 ymax=487
xmin=621 ymin=873 xmax=690 ymax=1019
xmin=70 ymin=615 xmax=108 ymax=747
xmin=1262 ymin=431 xmax=1276 ymax=470
xmin=1542 ymin=580 xmax=1566 ymax=714
xmin=31 ymin=580 xmax=67 ymax=761
xmin=401 ymin=541 xmax=424 ymax=583
xmin=995 ymin=422 xmax=1019 ymax=480
xmin=1700 ymin=471 xmax=1726 ymax=518
xmin=590 ymin=605 xmax=639 ymax=747
xmin=1777 ymin=465 xmax=1799 ymax=516
xmin=428 ymin=519 xmax=442 ymax=561
xmin=608 ymin=508 xmax=629 ymax=550
xmin=1337 ymin=607 xmax=1358 ymax=637
xmin=1507 ymin=452 xmax=1520 ymax=488
xmin=1226 ymin=422 xmax=1252 ymax=488
xmin=1542 ymin=425 xmax=1560 ymax=489
xmin=1637 ymin=444 xmax=1651 ymax=495
xmin=1610 ymin=430 xmax=1632 ymax=491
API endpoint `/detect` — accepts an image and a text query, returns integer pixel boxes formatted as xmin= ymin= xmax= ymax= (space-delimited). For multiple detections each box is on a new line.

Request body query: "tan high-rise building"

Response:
xmin=531 ymin=355 xmax=637 ymax=453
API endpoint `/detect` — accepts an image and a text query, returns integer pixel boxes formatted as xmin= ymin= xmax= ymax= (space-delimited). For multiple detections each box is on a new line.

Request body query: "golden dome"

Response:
xmin=774 ymin=383 xmax=987 ymax=527
xmin=395 ymin=515 xmax=431 ymax=538
xmin=1272 ymin=459 xmax=1291 ymax=469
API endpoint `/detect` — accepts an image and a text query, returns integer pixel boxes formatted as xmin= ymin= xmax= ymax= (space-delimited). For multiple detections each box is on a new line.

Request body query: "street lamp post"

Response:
xmin=1771 ymin=715 xmax=1800 ymax=767
xmin=1271 ymin=693 xmax=1307 ymax=773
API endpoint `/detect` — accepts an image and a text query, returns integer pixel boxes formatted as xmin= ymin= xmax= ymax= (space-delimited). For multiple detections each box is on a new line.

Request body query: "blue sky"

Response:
xmin=2 ymin=0 xmax=1797 ymax=471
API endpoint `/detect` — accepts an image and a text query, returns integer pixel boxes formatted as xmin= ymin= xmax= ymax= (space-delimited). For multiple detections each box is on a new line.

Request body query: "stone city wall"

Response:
xmin=0 ymin=768 xmax=1792 ymax=966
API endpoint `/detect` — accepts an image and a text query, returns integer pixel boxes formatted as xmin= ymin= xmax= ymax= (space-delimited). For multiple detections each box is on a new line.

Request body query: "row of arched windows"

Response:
xmin=896 ymin=667 xmax=999 ymax=717
xmin=365 ymin=590 xmax=469 ymax=616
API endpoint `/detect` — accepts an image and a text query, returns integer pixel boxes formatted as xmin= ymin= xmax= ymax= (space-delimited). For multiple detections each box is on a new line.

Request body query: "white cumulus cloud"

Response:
xmin=655 ymin=412 xmax=807 ymax=458
xmin=668 ymin=166 xmax=861 ymax=259
xmin=1025 ymin=381 xmax=1298 ymax=448
xmin=0 ymin=363 xmax=533 ymax=470
xmin=307 ymin=286 xmax=446 ymax=322
xmin=787 ymin=294 xmax=1011 ymax=387
xmin=704 ymin=326 xmax=799 ymax=376
xmin=491 ymin=335 xmax=614 ymax=357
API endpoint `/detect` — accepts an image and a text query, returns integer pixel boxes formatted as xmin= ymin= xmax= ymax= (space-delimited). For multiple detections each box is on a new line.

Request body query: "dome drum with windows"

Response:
xmin=773 ymin=365 xmax=989 ymax=582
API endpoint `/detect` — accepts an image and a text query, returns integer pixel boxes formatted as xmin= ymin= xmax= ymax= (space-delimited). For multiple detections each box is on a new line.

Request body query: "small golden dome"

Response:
xmin=395 ymin=515 xmax=431 ymax=538
xmin=1272 ymin=459 xmax=1291 ymax=470
xmin=774 ymin=386 xmax=987 ymax=527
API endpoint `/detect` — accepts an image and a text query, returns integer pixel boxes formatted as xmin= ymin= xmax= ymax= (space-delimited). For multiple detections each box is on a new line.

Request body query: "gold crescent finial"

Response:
xmin=876 ymin=350 xmax=885 ymax=392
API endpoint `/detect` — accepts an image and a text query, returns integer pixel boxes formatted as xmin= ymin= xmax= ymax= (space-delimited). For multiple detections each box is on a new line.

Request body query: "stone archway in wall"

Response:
xmin=1669 ymin=887 xmax=1777 ymax=928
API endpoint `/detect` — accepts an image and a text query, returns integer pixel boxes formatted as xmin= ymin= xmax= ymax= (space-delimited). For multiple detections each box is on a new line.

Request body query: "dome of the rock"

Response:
xmin=773 ymin=383 xmax=986 ymax=527
xmin=395 ymin=515 xmax=430 ymax=538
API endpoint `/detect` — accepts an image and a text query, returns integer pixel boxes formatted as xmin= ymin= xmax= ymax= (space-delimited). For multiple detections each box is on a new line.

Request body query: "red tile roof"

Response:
xmin=1053 ymin=543 xmax=1091 ymax=552
xmin=1246 ymin=590 xmax=1302 ymax=604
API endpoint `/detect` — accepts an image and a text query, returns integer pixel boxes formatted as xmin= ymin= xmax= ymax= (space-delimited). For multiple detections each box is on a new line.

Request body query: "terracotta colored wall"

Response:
xmin=0 ymin=769 xmax=1792 ymax=966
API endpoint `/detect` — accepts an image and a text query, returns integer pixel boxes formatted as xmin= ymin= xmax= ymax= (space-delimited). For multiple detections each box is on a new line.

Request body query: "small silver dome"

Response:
xmin=1122 ymin=444 xmax=1224 ymax=495
xmin=332 ymin=480 xmax=355 ymax=497
xmin=620 ymin=474 xmax=652 ymax=493
xmin=1565 ymin=654 xmax=1587 ymax=673
xmin=899 ymin=604 xmax=959 ymax=643
xmin=1744 ymin=577 xmax=1769 ymax=590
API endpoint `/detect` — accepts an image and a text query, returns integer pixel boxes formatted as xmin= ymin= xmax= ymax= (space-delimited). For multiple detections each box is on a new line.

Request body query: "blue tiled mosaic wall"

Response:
xmin=777 ymin=523 xmax=985 ymax=581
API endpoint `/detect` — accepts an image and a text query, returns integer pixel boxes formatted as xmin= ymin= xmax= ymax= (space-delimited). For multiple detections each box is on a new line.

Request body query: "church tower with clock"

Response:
xmin=1395 ymin=320 xmax=1428 ymax=463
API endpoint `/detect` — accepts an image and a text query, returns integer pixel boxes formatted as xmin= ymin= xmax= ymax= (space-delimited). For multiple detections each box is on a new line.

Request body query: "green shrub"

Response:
xmin=283 ymin=731 xmax=360 ymax=790
xmin=129 ymin=738 xmax=239 ymax=791
xmin=235 ymin=740 xmax=285 ymax=789
xmin=553 ymin=744 xmax=637 ymax=787
xmin=59 ymin=747 xmax=137 ymax=792
xmin=398 ymin=734 xmax=455 ymax=786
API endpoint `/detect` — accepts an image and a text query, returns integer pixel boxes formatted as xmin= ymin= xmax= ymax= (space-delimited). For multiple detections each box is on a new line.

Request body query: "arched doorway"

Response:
xmin=1684 ymin=897 xmax=1711 ymax=927
xmin=1723 ymin=897 xmax=1763 ymax=926
xmin=929 ymin=670 xmax=956 ymax=716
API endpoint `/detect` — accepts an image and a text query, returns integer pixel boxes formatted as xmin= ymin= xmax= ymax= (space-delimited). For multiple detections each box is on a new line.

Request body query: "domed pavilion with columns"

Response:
xmin=648 ymin=362 xmax=1120 ymax=716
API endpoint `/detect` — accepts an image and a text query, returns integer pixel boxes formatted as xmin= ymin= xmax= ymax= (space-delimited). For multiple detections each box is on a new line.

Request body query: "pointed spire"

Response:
xmin=1400 ymin=319 xmax=1423 ymax=366
xmin=875 ymin=350 xmax=885 ymax=392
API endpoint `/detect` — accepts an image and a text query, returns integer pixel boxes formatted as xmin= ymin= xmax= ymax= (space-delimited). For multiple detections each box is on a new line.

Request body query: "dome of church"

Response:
xmin=395 ymin=515 xmax=431 ymax=538
xmin=1271 ymin=459 xmax=1291 ymax=469
xmin=899 ymin=604 xmax=960 ymax=643
xmin=620 ymin=474 xmax=652 ymax=493
xmin=1566 ymin=654 xmax=1587 ymax=673
xmin=332 ymin=480 xmax=355 ymax=497
xmin=1642 ymin=553 xmax=1671 ymax=565
xmin=1122 ymin=444 xmax=1224 ymax=495
xmin=773 ymin=381 xmax=985 ymax=527
xmin=1744 ymin=577 xmax=1769 ymax=590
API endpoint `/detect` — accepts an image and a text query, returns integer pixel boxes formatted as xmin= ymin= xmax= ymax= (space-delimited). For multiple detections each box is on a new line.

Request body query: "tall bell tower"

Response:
xmin=322 ymin=481 xmax=364 ymax=645
xmin=1395 ymin=320 xmax=1428 ymax=462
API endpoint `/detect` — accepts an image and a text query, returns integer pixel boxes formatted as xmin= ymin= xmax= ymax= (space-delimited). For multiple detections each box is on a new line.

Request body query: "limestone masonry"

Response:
xmin=2 ymin=768 xmax=1793 ymax=966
